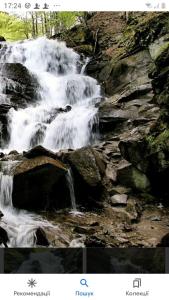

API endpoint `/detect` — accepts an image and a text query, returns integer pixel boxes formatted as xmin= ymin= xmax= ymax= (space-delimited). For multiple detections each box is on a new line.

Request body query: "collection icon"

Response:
xmin=133 ymin=278 xmax=141 ymax=289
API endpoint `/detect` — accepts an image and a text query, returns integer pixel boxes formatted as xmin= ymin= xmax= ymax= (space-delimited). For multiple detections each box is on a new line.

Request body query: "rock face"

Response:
xmin=46 ymin=12 xmax=169 ymax=246
xmin=83 ymin=12 xmax=169 ymax=205
xmin=12 ymin=156 xmax=70 ymax=211
xmin=104 ymin=50 xmax=153 ymax=96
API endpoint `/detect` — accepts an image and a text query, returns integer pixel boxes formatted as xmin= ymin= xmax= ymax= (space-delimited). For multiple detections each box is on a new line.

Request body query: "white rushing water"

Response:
xmin=0 ymin=162 xmax=55 ymax=247
xmin=0 ymin=37 xmax=100 ymax=152
xmin=0 ymin=37 xmax=101 ymax=247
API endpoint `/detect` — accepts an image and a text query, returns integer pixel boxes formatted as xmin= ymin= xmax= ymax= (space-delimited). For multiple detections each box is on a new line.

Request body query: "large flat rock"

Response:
xmin=12 ymin=156 xmax=70 ymax=211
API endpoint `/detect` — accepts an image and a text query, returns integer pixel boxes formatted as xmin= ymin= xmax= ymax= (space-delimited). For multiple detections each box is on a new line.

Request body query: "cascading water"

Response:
xmin=0 ymin=37 xmax=101 ymax=152
xmin=0 ymin=37 xmax=101 ymax=247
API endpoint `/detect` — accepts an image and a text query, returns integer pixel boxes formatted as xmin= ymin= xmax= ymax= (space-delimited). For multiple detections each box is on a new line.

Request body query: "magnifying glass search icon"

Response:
xmin=80 ymin=279 xmax=88 ymax=287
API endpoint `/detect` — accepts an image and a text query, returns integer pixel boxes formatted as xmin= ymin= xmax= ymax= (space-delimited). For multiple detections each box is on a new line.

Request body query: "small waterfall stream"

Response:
xmin=66 ymin=169 xmax=77 ymax=212
xmin=0 ymin=162 xmax=55 ymax=247
xmin=0 ymin=37 xmax=101 ymax=247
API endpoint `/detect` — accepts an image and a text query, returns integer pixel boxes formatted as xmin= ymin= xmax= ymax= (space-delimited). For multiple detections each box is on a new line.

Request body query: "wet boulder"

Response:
xmin=65 ymin=147 xmax=106 ymax=206
xmin=24 ymin=145 xmax=56 ymax=160
xmin=35 ymin=228 xmax=50 ymax=247
xmin=12 ymin=156 xmax=71 ymax=211
xmin=0 ymin=226 xmax=9 ymax=247
xmin=0 ymin=63 xmax=39 ymax=107
xmin=0 ymin=104 xmax=16 ymax=147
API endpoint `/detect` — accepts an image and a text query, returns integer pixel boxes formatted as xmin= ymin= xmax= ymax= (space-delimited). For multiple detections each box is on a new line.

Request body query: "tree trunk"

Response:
xmin=35 ymin=13 xmax=38 ymax=36
xmin=31 ymin=13 xmax=35 ymax=38
xmin=41 ymin=14 xmax=44 ymax=35
xmin=43 ymin=12 xmax=48 ymax=36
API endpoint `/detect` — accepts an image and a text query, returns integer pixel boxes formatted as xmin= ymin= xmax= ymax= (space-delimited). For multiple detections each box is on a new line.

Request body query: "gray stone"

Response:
xmin=117 ymin=163 xmax=150 ymax=192
xmin=110 ymin=185 xmax=131 ymax=195
xmin=110 ymin=194 xmax=128 ymax=205
xmin=105 ymin=165 xmax=117 ymax=182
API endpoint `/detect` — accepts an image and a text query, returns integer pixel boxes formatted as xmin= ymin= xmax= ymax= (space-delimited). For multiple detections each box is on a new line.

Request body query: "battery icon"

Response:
xmin=161 ymin=2 xmax=166 ymax=9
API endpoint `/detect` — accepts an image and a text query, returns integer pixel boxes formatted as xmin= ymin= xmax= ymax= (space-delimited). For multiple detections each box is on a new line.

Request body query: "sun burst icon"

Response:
xmin=27 ymin=278 xmax=37 ymax=288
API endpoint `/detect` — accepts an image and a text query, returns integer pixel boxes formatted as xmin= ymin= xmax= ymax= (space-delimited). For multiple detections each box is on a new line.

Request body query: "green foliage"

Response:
xmin=0 ymin=12 xmax=32 ymax=41
xmin=57 ymin=12 xmax=82 ymax=30
xmin=146 ymin=129 xmax=169 ymax=153
xmin=0 ymin=12 xmax=84 ymax=41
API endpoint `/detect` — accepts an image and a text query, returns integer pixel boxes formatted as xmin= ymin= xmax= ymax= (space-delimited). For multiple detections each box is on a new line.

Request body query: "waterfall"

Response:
xmin=66 ymin=169 xmax=77 ymax=212
xmin=0 ymin=37 xmax=101 ymax=247
xmin=0 ymin=37 xmax=101 ymax=152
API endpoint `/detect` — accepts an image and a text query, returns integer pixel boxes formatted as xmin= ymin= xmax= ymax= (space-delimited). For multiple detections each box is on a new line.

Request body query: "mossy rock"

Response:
xmin=155 ymin=42 xmax=169 ymax=68
xmin=54 ymin=25 xmax=94 ymax=48
xmin=149 ymin=34 xmax=169 ymax=61
xmin=147 ymin=129 xmax=169 ymax=152
xmin=157 ymin=90 xmax=169 ymax=106
xmin=117 ymin=163 xmax=150 ymax=192
xmin=73 ymin=44 xmax=93 ymax=55
xmin=103 ymin=49 xmax=153 ymax=96
xmin=121 ymin=12 xmax=169 ymax=54
xmin=99 ymin=47 xmax=126 ymax=82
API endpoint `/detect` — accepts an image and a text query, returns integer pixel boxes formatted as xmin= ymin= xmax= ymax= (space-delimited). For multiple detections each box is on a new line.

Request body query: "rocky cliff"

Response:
xmin=49 ymin=12 xmax=169 ymax=247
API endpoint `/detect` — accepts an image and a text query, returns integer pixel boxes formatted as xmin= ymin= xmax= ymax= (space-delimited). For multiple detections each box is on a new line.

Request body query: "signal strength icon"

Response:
xmin=145 ymin=2 xmax=152 ymax=8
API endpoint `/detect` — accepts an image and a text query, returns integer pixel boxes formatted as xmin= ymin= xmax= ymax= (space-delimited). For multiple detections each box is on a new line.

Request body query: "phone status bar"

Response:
xmin=0 ymin=0 xmax=169 ymax=12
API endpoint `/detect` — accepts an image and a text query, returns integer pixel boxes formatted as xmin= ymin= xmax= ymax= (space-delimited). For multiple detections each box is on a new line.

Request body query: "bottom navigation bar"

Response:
xmin=0 ymin=274 xmax=167 ymax=299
